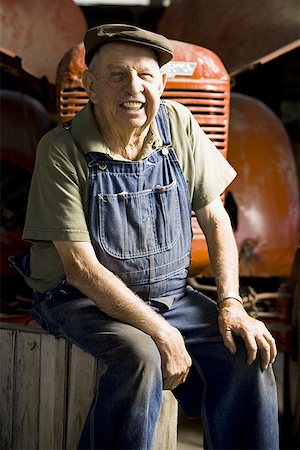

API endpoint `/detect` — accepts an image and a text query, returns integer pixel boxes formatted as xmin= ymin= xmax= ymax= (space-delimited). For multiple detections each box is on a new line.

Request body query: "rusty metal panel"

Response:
xmin=0 ymin=0 xmax=87 ymax=84
xmin=56 ymin=43 xmax=88 ymax=123
xmin=158 ymin=0 xmax=300 ymax=75
xmin=226 ymin=93 xmax=300 ymax=277
xmin=162 ymin=40 xmax=230 ymax=158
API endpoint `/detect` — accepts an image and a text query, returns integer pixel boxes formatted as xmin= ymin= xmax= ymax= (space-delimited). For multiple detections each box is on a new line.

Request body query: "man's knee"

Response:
xmin=99 ymin=327 xmax=163 ymax=390
xmin=121 ymin=328 xmax=161 ymax=372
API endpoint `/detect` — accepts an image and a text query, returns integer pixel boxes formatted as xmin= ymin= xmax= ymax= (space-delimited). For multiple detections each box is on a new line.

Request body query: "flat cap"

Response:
xmin=84 ymin=23 xmax=173 ymax=67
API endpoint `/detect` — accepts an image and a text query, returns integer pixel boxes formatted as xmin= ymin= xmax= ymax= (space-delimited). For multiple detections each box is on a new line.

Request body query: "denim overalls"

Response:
xmin=86 ymin=103 xmax=192 ymax=309
xmin=13 ymin=104 xmax=279 ymax=450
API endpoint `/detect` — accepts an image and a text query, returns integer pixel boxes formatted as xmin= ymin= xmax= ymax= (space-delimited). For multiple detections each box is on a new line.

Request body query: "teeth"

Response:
xmin=122 ymin=101 xmax=143 ymax=109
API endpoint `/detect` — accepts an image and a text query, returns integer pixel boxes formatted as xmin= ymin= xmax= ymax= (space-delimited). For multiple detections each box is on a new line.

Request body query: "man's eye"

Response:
xmin=111 ymin=72 xmax=124 ymax=80
xmin=140 ymin=73 xmax=153 ymax=80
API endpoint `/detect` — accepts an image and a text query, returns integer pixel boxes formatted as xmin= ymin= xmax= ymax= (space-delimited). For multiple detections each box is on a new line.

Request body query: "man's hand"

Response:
xmin=195 ymin=199 xmax=277 ymax=370
xmin=153 ymin=325 xmax=192 ymax=390
xmin=218 ymin=298 xmax=277 ymax=370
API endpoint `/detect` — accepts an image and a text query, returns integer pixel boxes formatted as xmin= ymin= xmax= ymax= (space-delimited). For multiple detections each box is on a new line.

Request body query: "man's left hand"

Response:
xmin=217 ymin=298 xmax=277 ymax=370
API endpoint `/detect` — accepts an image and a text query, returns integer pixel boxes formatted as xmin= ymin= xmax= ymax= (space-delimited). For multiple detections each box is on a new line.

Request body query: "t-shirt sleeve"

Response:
xmin=190 ymin=114 xmax=237 ymax=210
xmin=23 ymin=129 xmax=90 ymax=242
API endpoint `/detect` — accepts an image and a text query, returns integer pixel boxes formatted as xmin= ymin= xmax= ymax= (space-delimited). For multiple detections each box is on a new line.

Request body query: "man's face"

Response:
xmin=86 ymin=42 xmax=167 ymax=133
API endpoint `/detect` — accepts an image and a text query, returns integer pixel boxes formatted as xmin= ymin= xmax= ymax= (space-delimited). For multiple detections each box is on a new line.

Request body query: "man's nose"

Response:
xmin=126 ymin=74 xmax=144 ymax=94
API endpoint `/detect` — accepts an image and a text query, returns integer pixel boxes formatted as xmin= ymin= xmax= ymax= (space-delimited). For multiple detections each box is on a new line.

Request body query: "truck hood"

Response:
xmin=158 ymin=0 xmax=300 ymax=75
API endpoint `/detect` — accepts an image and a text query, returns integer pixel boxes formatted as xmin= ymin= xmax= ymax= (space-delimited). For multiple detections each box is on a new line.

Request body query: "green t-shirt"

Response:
xmin=23 ymin=99 xmax=236 ymax=292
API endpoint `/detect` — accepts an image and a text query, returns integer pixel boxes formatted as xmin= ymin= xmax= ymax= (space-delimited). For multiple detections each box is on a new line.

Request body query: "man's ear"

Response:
xmin=82 ymin=70 xmax=97 ymax=104
xmin=159 ymin=70 xmax=167 ymax=96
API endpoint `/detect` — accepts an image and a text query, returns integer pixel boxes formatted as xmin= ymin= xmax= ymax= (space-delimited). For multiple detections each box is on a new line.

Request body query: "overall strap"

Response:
xmin=155 ymin=102 xmax=172 ymax=147
xmin=85 ymin=152 xmax=108 ymax=166
xmin=62 ymin=119 xmax=72 ymax=131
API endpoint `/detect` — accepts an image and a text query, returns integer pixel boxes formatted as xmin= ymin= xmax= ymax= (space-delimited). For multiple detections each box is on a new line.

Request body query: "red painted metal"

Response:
xmin=0 ymin=0 xmax=87 ymax=83
xmin=158 ymin=0 xmax=300 ymax=76
xmin=226 ymin=93 xmax=300 ymax=278
xmin=0 ymin=91 xmax=51 ymax=275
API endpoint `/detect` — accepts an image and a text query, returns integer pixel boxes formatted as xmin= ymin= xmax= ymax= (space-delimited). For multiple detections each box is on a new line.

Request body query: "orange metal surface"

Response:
xmin=225 ymin=93 xmax=300 ymax=278
xmin=0 ymin=0 xmax=87 ymax=84
xmin=56 ymin=43 xmax=89 ymax=123
xmin=158 ymin=0 xmax=300 ymax=76
xmin=56 ymin=40 xmax=231 ymax=276
xmin=161 ymin=40 xmax=230 ymax=159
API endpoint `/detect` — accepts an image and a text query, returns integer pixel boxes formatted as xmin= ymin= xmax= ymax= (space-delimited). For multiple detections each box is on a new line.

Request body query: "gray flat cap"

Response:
xmin=84 ymin=23 xmax=173 ymax=67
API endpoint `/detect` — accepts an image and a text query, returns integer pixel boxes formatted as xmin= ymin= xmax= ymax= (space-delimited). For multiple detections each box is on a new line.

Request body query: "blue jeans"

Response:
xmin=32 ymin=282 xmax=279 ymax=450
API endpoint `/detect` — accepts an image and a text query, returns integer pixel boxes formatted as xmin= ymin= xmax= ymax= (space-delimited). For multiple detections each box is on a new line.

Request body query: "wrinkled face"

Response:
xmin=84 ymin=42 xmax=167 ymax=132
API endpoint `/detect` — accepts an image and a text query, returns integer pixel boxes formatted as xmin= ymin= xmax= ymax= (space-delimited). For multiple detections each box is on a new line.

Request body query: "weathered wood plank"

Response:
xmin=12 ymin=330 xmax=41 ymax=450
xmin=0 ymin=328 xmax=16 ymax=450
xmin=39 ymin=333 xmax=68 ymax=450
xmin=152 ymin=390 xmax=178 ymax=450
xmin=65 ymin=344 xmax=97 ymax=449
xmin=0 ymin=325 xmax=178 ymax=450
xmin=0 ymin=323 xmax=47 ymax=334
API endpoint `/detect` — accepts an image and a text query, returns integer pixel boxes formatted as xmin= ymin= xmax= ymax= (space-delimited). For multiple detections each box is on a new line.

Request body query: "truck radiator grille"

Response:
xmin=59 ymin=87 xmax=88 ymax=121
xmin=162 ymin=88 xmax=229 ymax=152
xmin=59 ymin=87 xmax=229 ymax=153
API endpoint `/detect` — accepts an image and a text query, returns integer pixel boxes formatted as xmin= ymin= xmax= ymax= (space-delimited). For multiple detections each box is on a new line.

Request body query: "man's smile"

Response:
xmin=121 ymin=101 xmax=144 ymax=110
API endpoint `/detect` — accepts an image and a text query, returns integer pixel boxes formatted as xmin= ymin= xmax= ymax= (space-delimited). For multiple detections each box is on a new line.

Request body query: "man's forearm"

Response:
xmin=59 ymin=241 xmax=169 ymax=337
xmin=195 ymin=197 xmax=240 ymax=299
xmin=53 ymin=240 xmax=192 ymax=388
xmin=205 ymin=214 xmax=239 ymax=296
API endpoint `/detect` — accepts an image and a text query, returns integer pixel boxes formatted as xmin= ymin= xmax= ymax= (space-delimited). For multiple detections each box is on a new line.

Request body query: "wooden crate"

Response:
xmin=0 ymin=323 xmax=178 ymax=450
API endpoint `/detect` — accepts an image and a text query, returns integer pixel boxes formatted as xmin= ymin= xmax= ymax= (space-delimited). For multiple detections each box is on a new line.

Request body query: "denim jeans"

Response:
xmin=32 ymin=282 xmax=279 ymax=450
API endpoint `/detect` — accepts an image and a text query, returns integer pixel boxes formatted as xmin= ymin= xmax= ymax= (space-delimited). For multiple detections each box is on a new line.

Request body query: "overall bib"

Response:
xmin=86 ymin=103 xmax=192 ymax=309
xmin=14 ymin=104 xmax=279 ymax=450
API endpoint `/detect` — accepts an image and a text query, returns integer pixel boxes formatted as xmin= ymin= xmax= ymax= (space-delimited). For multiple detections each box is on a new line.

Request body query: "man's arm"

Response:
xmin=195 ymin=196 xmax=277 ymax=369
xmin=53 ymin=240 xmax=191 ymax=389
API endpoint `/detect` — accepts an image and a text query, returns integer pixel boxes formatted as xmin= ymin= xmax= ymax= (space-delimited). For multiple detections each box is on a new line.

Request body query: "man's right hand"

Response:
xmin=153 ymin=325 xmax=192 ymax=390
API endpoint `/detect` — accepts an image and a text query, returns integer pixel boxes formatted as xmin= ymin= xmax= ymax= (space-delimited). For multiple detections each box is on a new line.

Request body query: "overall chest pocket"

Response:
xmin=97 ymin=180 xmax=180 ymax=259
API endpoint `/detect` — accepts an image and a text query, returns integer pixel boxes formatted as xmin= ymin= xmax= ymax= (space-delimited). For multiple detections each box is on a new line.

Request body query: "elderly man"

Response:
xmin=20 ymin=24 xmax=279 ymax=449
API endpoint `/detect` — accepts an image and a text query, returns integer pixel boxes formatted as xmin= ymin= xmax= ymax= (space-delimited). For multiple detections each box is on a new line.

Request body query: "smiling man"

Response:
xmin=21 ymin=24 xmax=279 ymax=450
xmin=83 ymin=41 xmax=166 ymax=160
